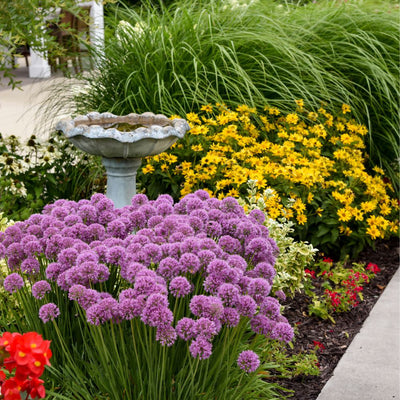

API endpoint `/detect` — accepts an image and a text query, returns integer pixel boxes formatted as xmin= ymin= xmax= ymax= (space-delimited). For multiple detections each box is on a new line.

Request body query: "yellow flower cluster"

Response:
xmin=141 ymin=102 xmax=399 ymax=243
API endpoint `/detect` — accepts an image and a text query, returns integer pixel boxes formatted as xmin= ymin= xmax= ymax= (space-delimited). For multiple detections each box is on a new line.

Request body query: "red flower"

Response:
xmin=313 ymin=340 xmax=325 ymax=352
xmin=305 ymin=269 xmax=316 ymax=279
xmin=366 ymin=263 xmax=380 ymax=274
xmin=1 ymin=377 xmax=23 ymax=400
xmin=323 ymin=257 xmax=333 ymax=264
xmin=21 ymin=378 xmax=46 ymax=399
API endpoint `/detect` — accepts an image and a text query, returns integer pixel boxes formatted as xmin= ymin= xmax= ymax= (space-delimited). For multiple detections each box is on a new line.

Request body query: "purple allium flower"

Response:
xmin=221 ymin=307 xmax=240 ymax=327
xmin=64 ymin=214 xmax=83 ymax=227
xmin=271 ymin=322 xmax=294 ymax=343
xmin=188 ymin=216 xmax=204 ymax=232
xmin=248 ymin=278 xmax=272 ymax=305
xmin=133 ymin=275 xmax=159 ymax=296
xmin=77 ymin=205 xmax=98 ymax=224
xmin=107 ymin=219 xmax=129 ymax=239
xmin=156 ymin=325 xmax=177 ymax=346
xmin=194 ymin=189 xmax=210 ymax=200
xmin=235 ymin=221 xmax=258 ymax=241
xmin=250 ymin=314 xmax=276 ymax=336
xmin=274 ymin=290 xmax=286 ymax=301
xmin=227 ymin=255 xmax=247 ymax=272
xmin=21 ymin=257 xmax=40 ymax=275
xmin=236 ymin=295 xmax=257 ymax=318
xmin=249 ymin=262 xmax=276 ymax=283
xmin=32 ymin=280 xmax=51 ymax=299
xmin=169 ymin=276 xmax=192 ymax=297
xmin=197 ymin=250 xmax=216 ymax=269
xmin=141 ymin=304 xmax=173 ymax=328
xmin=3 ymin=273 xmax=24 ymax=293
xmin=76 ymin=250 xmax=99 ymax=265
xmin=190 ymin=295 xmax=224 ymax=321
xmin=248 ymin=209 xmax=266 ymax=224
xmin=121 ymin=262 xmax=146 ymax=284
xmin=195 ymin=317 xmax=219 ymax=340
xmin=206 ymin=221 xmax=222 ymax=237
xmin=6 ymin=243 xmax=25 ymax=261
xmin=157 ymin=257 xmax=180 ymax=280
xmin=176 ymin=317 xmax=197 ymax=341
xmin=119 ymin=296 xmax=146 ymax=320
xmin=147 ymin=215 xmax=163 ymax=228
xmin=218 ymin=235 xmax=242 ymax=254
xmin=131 ymin=194 xmax=149 ymax=208
xmin=66 ymin=262 xmax=110 ymax=287
xmin=58 ymin=248 xmax=79 ymax=267
xmin=179 ymin=253 xmax=200 ymax=274
xmin=56 ymin=271 xmax=71 ymax=291
xmin=68 ymin=284 xmax=101 ymax=309
xmin=87 ymin=223 xmax=106 ymax=241
xmin=39 ymin=303 xmax=60 ymax=323
xmin=207 ymin=259 xmax=230 ymax=275
xmin=217 ymin=283 xmax=240 ymax=306
xmin=189 ymin=336 xmax=212 ymax=360
xmin=190 ymin=209 xmax=209 ymax=222
xmin=105 ymin=246 xmax=127 ymax=266
xmin=0 ymin=243 xmax=5 ymax=258
xmin=259 ymin=297 xmax=281 ymax=320
xmin=86 ymin=297 xmax=120 ymax=325
xmin=23 ymin=240 xmax=44 ymax=257
xmin=237 ymin=350 xmax=260 ymax=373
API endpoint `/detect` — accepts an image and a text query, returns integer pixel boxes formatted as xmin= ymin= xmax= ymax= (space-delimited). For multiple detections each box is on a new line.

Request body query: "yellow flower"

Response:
xmin=295 ymin=99 xmax=304 ymax=109
xmin=161 ymin=164 xmax=168 ymax=171
xmin=142 ymin=164 xmax=155 ymax=174
xmin=169 ymin=115 xmax=182 ymax=120
xmin=339 ymin=225 xmax=352 ymax=236
xmin=286 ymin=113 xmax=299 ymax=125
xmin=201 ymin=104 xmax=213 ymax=113
xmin=366 ymin=225 xmax=381 ymax=240
xmin=308 ymin=112 xmax=318 ymax=121
xmin=316 ymin=207 xmax=323 ymax=217
xmin=236 ymin=104 xmax=256 ymax=114
xmin=186 ymin=112 xmax=201 ymax=124
xmin=226 ymin=188 xmax=240 ymax=197
xmin=191 ymin=144 xmax=203 ymax=152
xmin=267 ymin=107 xmax=280 ymax=116
xmin=296 ymin=213 xmax=307 ymax=225
xmin=337 ymin=208 xmax=352 ymax=222
xmin=342 ymin=104 xmax=351 ymax=114
xmin=307 ymin=192 xmax=314 ymax=203
xmin=372 ymin=166 xmax=385 ymax=175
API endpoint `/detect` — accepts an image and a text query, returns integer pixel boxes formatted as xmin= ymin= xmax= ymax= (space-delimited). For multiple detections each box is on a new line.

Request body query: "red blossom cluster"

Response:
xmin=0 ymin=332 xmax=52 ymax=400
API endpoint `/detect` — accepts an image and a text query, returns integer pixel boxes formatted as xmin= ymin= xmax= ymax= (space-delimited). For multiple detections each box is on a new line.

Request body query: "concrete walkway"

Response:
xmin=1 ymin=63 xmax=400 ymax=400
xmin=317 ymin=267 xmax=400 ymax=400
xmin=0 ymin=62 xmax=77 ymax=141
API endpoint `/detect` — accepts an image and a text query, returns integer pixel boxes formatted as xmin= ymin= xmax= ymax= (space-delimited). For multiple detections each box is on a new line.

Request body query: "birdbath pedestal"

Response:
xmin=56 ymin=112 xmax=190 ymax=208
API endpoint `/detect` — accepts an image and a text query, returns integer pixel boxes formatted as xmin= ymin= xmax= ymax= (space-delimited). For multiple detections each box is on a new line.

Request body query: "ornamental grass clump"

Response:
xmin=1 ymin=192 xmax=292 ymax=399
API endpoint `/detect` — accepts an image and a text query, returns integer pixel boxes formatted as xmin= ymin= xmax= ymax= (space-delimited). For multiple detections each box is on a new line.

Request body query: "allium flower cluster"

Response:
xmin=0 ymin=191 xmax=292 ymax=361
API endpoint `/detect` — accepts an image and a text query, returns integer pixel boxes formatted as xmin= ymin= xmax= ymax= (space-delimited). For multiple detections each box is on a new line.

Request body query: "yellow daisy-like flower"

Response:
xmin=191 ymin=144 xmax=203 ymax=152
xmin=366 ymin=225 xmax=381 ymax=240
xmin=296 ymin=213 xmax=307 ymax=225
xmin=142 ymin=164 xmax=155 ymax=174
xmin=295 ymin=99 xmax=304 ymax=109
xmin=308 ymin=112 xmax=318 ymax=121
xmin=200 ymin=104 xmax=213 ymax=113
xmin=337 ymin=208 xmax=352 ymax=222
xmin=186 ymin=112 xmax=201 ymax=124
xmin=169 ymin=115 xmax=182 ymax=120
xmin=342 ymin=104 xmax=351 ymax=114
xmin=286 ymin=113 xmax=299 ymax=125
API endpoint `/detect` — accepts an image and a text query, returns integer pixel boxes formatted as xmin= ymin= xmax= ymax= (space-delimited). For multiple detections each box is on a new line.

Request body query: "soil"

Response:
xmin=276 ymin=237 xmax=400 ymax=400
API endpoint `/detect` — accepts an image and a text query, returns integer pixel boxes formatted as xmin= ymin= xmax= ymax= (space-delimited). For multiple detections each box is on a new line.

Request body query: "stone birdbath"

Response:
xmin=56 ymin=111 xmax=190 ymax=208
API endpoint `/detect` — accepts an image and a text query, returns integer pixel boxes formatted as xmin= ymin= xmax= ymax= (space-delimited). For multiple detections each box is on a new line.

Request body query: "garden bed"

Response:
xmin=277 ymin=237 xmax=399 ymax=399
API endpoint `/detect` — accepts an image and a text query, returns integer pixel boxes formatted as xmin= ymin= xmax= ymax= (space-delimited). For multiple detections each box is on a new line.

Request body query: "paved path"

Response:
xmin=0 ymin=63 xmax=75 ymax=141
xmin=317 ymin=267 xmax=400 ymax=400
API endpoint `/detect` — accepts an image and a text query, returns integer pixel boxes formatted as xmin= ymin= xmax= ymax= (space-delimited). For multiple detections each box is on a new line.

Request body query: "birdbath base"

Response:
xmin=102 ymin=157 xmax=142 ymax=208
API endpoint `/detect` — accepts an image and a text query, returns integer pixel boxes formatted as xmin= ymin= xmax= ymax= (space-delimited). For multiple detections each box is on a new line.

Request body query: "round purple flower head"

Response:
xmin=169 ymin=276 xmax=192 ymax=297
xmin=39 ymin=303 xmax=60 ymax=323
xmin=21 ymin=257 xmax=40 ymax=275
xmin=32 ymin=280 xmax=51 ymax=300
xmin=237 ymin=350 xmax=260 ymax=373
xmin=3 ymin=273 xmax=24 ymax=293
xmin=189 ymin=336 xmax=212 ymax=360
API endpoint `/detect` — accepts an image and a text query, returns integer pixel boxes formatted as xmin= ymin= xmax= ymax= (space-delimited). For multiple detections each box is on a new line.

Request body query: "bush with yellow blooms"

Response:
xmin=137 ymin=102 xmax=399 ymax=258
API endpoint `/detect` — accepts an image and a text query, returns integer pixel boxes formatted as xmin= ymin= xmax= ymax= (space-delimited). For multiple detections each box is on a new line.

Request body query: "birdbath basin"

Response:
xmin=56 ymin=111 xmax=190 ymax=208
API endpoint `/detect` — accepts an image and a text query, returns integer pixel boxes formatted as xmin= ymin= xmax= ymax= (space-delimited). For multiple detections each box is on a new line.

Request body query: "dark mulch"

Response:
xmin=276 ymin=237 xmax=400 ymax=400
